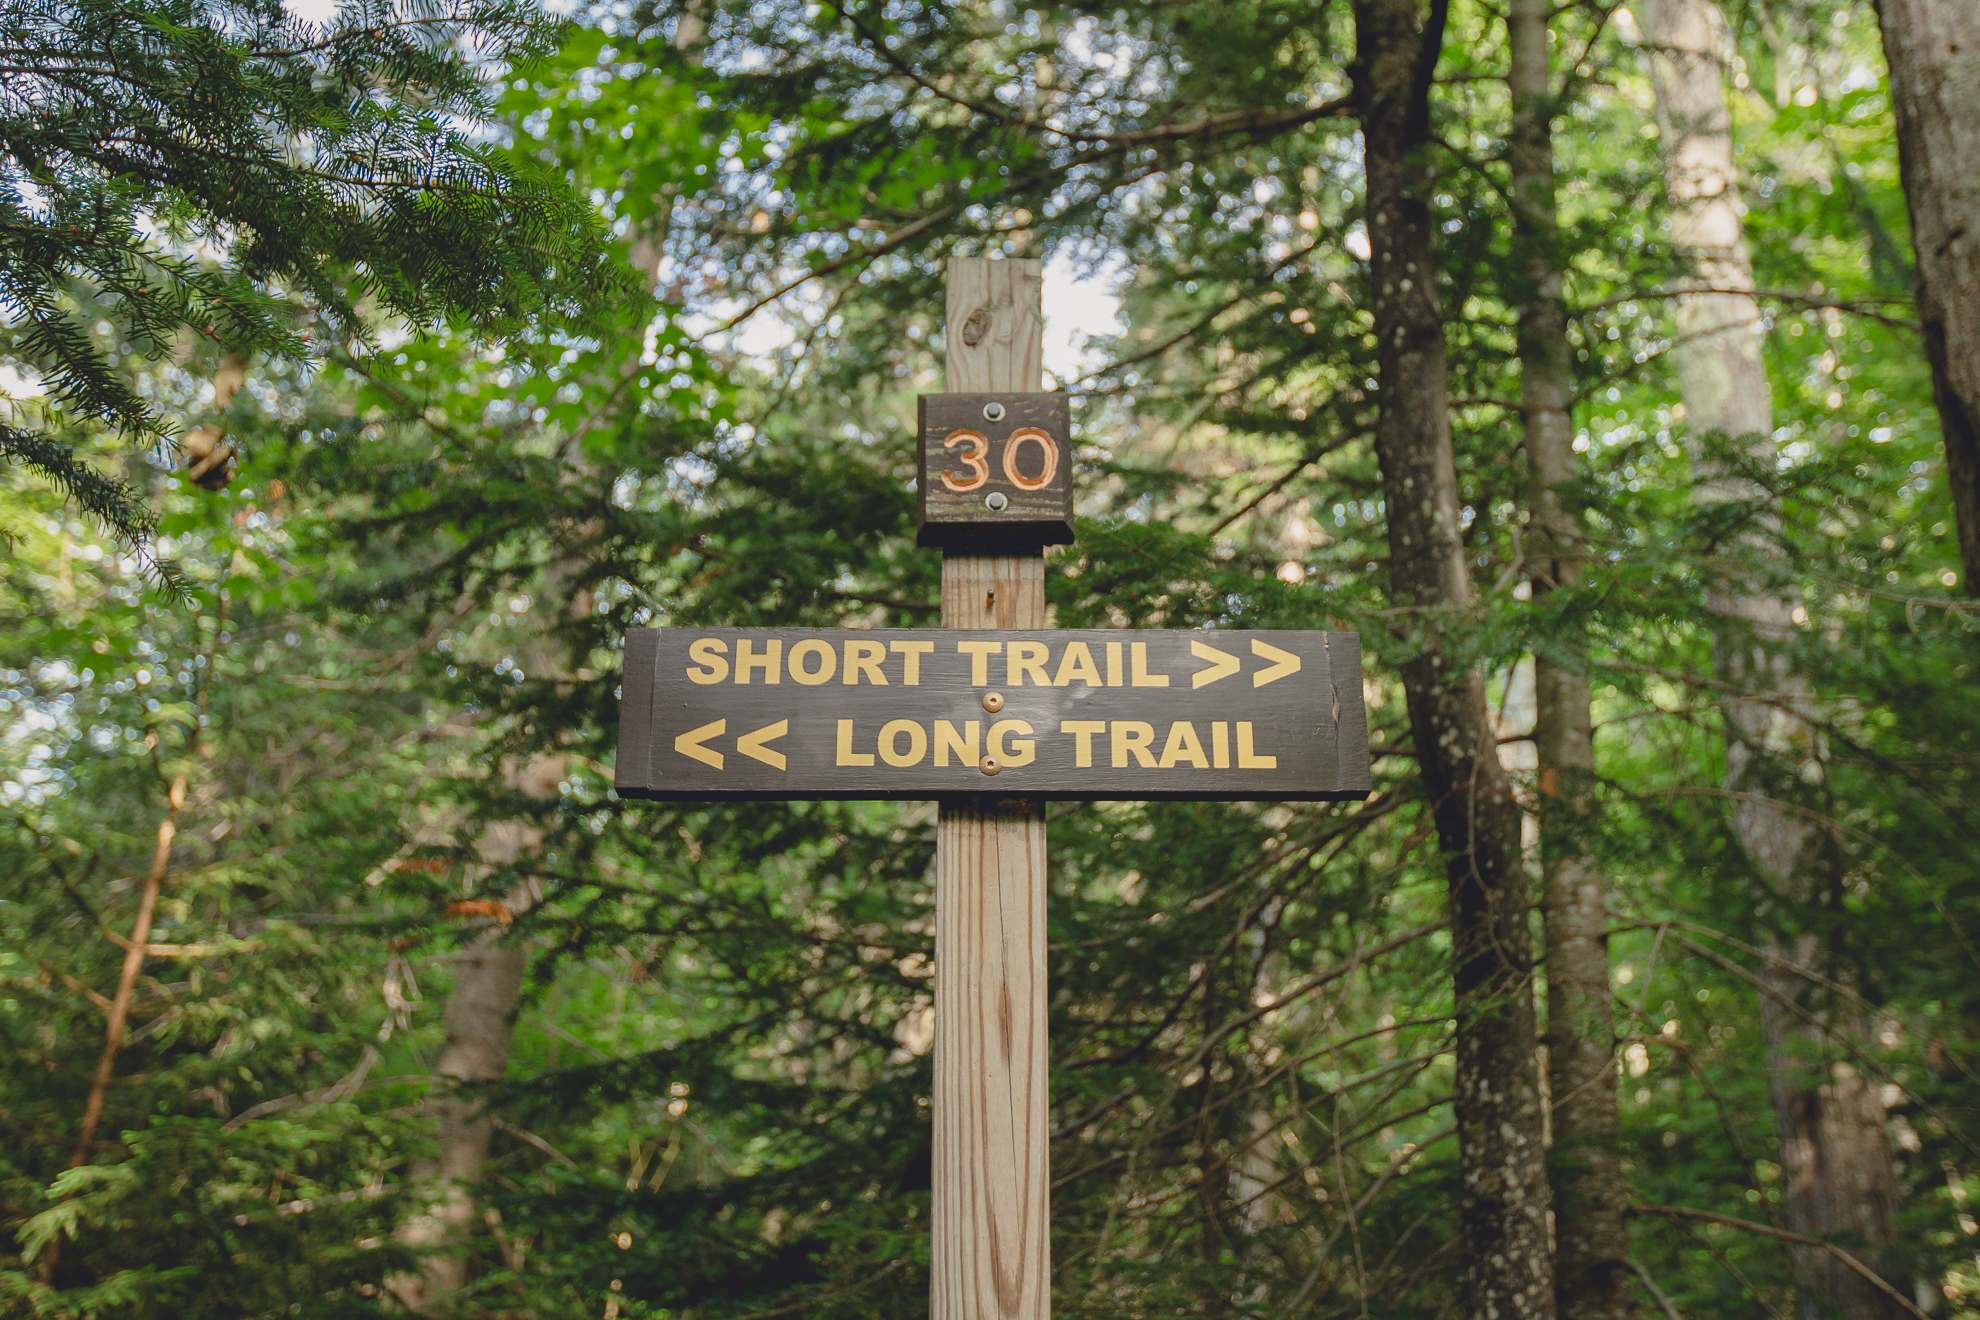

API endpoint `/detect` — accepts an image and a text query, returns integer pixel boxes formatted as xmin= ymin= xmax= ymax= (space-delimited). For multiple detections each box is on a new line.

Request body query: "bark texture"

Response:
xmin=1876 ymin=0 xmax=1980 ymax=596
xmin=1507 ymin=1 xmax=1629 ymax=1315
xmin=1638 ymin=5 xmax=1901 ymax=1316
xmin=1353 ymin=3 xmax=1554 ymax=1316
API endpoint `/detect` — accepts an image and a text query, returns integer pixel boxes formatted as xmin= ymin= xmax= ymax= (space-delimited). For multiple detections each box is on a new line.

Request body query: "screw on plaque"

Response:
xmin=979 ymin=755 xmax=1001 ymax=776
xmin=984 ymin=492 xmax=1009 ymax=512
xmin=982 ymin=401 xmax=1006 ymax=422
xmin=982 ymin=691 xmax=1005 ymax=713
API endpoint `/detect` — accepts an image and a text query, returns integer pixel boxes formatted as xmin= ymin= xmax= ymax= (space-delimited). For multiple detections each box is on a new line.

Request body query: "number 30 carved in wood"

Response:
xmin=1002 ymin=427 xmax=1058 ymax=490
xmin=940 ymin=429 xmax=990 ymax=492
xmin=939 ymin=427 xmax=1060 ymax=494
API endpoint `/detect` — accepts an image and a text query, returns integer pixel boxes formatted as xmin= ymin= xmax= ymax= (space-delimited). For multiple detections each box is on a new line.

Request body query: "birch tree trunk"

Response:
xmin=1353 ymin=2 xmax=1553 ymax=1315
xmin=1507 ymin=1 xmax=1628 ymax=1314
xmin=1875 ymin=0 xmax=1980 ymax=597
xmin=1637 ymin=4 xmax=1901 ymax=1315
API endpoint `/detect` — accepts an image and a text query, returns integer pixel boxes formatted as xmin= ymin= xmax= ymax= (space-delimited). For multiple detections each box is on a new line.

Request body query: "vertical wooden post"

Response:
xmin=933 ymin=256 xmax=1051 ymax=1320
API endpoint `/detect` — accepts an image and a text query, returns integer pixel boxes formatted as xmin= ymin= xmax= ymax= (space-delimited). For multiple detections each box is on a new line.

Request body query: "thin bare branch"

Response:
xmin=1634 ymin=1205 xmax=1927 ymax=1320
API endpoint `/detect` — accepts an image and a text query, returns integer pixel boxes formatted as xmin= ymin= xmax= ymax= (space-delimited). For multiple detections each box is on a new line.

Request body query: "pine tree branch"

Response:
xmin=0 ymin=426 xmax=188 ymax=595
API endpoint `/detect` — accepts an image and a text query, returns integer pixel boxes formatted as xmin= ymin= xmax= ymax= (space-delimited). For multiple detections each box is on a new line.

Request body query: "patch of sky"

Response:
xmin=281 ymin=0 xmax=340 ymax=26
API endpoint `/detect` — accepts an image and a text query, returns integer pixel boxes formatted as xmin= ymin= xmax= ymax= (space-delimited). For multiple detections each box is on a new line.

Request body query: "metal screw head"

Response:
xmin=982 ymin=691 xmax=1005 ymax=713
xmin=985 ymin=492 xmax=1009 ymax=512
xmin=979 ymin=754 xmax=1001 ymax=776
xmin=982 ymin=401 xmax=1006 ymax=423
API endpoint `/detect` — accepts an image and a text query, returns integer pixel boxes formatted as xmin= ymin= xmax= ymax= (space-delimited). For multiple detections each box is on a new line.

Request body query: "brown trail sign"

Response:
xmin=613 ymin=259 xmax=1369 ymax=1319
xmin=616 ymin=626 xmax=1369 ymax=801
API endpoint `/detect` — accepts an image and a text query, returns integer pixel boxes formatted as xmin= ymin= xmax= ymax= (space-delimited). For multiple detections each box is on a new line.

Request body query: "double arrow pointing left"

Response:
xmin=674 ymin=719 xmax=788 ymax=772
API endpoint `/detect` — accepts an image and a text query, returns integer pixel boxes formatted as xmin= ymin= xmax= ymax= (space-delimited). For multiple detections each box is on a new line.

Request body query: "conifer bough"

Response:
xmin=0 ymin=0 xmax=618 ymax=579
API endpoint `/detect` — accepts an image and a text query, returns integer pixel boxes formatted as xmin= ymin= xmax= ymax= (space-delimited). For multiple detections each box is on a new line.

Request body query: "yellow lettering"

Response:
xmin=934 ymin=720 xmax=981 ymax=767
xmin=1053 ymin=642 xmax=1102 ymax=687
xmin=735 ymin=638 xmax=781 ymax=684
xmin=1237 ymin=722 xmax=1277 ymax=769
xmin=1130 ymin=641 xmax=1170 ymax=687
xmin=843 ymin=640 xmax=888 ymax=685
xmin=835 ymin=719 xmax=874 ymax=766
xmin=1212 ymin=721 xmax=1231 ymax=769
xmin=890 ymin=640 xmax=934 ymax=685
xmin=787 ymin=638 xmax=836 ymax=685
xmin=1061 ymin=720 xmax=1106 ymax=768
xmin=1111 ymin=721 xmax=1157 ymax=768
xmin=957 ymin=640 xmax=1002 ymax=685
xmin=735 ymin=720 xmax=788 ymax=770
xmin=1250 ymin=638 xmax=1302 ymax=687
xmin=1188 ymin=639 xmax=1240 ymax=688
xmin=1106 ymin=641 xmax=1123 ymax=687
xmin=1007 ymin=640 xmax=1051 ymax=687
xmin=1158 ymin=721 xmax=1209 ymax=769
xmin=674 ymin=718 xmax=725 ymax=769
xmin=879 ymin=719 xmax=928 ymax=768
xmin=686 ymin=638 xmax=728 ymax=684
xmin=989 ymin=719 xmax=1036 ymax=767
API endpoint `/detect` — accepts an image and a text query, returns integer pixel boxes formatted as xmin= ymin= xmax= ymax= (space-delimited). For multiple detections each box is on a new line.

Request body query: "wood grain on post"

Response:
xmin=934 ymin=256 xmax=1051 ymax=1320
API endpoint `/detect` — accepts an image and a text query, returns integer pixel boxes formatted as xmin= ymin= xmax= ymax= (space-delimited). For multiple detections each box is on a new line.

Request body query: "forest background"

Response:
xmin=2 ymin=0 xmax=1978 ymax=1318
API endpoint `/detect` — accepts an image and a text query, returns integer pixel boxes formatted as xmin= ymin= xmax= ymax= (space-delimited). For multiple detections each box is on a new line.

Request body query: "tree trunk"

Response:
xmin=1637 ymin=5 xmax=1901 ymax=1316
xmin=391 ymin=940 xmax=527 ymax=1314
xmin=39 ymin=788 xmax=184 ymax=1283
xmin=1876 ymin=0 xmax=1980 ymax=596
xmin=1353 ymin=3 xmax=1554 ymax=1317
xmin=1506 ymin=1 xmax=1629 ymax=1315
xmin=389 ymin=765 xmax=562 ymax=1316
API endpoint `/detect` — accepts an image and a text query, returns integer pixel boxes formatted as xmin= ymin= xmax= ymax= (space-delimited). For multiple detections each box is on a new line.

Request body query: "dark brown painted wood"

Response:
xmin=615 ymin=629 xmax=658 ymax=793
xmin=614 ymin=627 xmax=1370 ymax=801
xmin=916 ymin=393 xmax=1074 ymax=549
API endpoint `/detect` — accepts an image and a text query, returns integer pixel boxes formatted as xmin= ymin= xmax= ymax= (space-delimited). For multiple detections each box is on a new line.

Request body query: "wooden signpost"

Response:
xmin=614 ymin=259 xmax=1370 ymax=1318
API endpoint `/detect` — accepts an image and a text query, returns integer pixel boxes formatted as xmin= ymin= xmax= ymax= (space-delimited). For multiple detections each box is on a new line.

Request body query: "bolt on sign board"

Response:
xmin=615 ymin=627 xmax=1370 ymax=802
xmin=917 ymin=393 xmax=1073 ymax=549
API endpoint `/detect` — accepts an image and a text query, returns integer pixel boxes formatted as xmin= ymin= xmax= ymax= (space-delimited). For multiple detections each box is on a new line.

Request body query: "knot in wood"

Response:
xmin=961 ymin=306 xmax=993 ymax=347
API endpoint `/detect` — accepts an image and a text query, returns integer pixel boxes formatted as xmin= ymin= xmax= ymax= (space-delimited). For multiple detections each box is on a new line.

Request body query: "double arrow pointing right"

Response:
xmin=1188 ymin=638 xmax=1301 ymax=689
xmin=674 ymin=719 xmax=789 ymax=771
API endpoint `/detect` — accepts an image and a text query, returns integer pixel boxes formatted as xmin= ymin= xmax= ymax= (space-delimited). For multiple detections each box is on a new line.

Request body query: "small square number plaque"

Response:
xmin=916 ymin=393 xmax=1074 ymax=549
